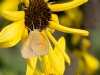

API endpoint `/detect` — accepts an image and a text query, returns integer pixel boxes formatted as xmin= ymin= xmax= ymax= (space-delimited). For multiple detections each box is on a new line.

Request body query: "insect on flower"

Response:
xmin=20 ymin=20 xmax=50 ymax=58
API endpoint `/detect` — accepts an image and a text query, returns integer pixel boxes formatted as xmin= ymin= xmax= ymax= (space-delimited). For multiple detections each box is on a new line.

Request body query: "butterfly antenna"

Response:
xmin=39 ymin=20 xmax=41 ymax=29
xmin=25 ymin=26 xmax=31 ymax=32
xmin=32 ymin=21 xmax=35 ymax=30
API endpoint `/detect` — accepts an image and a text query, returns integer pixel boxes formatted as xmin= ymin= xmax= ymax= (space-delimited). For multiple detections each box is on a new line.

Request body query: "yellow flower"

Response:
xmin=0 ymin=0 xmax=20 ymax=14
xmin=73 ymin=38 xmax=99 ymax=75
xmin=0 ymin=0 xmax=89 ymax=74
xmin=26 ymin=37 xmax=66 ymax=75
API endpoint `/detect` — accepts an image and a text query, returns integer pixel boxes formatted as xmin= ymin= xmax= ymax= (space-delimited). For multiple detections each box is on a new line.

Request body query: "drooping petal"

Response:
xmin=2 ymin=11 xmax=25 ymax=21
xmin=48 ymin=0 xmax=88 ymax=12
xmin=49 ymin=21 xmax=89 ymax=36
xmin=0 ymin=19 xmax=24 ymax=43
xmin=54 ymin=37 xmax=65 ymax=74
xmin=0 ymin=0 xmax=20 ymax=14
xmin=45 ymin=29 xmax=70 ymax=65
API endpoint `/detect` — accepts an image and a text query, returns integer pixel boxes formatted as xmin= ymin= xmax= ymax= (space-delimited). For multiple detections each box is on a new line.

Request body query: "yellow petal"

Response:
xmin=45 ymin=29 xmax=70 ymax=65
xmin=22 ymin=27 xmax=28 ymax=44
xmin=81 ymin=38 xmax=91 ymax=52
xmin=48 ymin=45 xmax=63 ymax=75
xmin=51 ymin=14 xmax=59 ymax=24
xmin=83 ymin=53 xmax=99 ymax=71
xmin=47 ymin=14 xmax=59 ymax=33
xmin=44 ymin=0 xmax=48 ymax=2
xmin=33 ymin=68 xmax=45 ymax=75
xmin=49 ymin=21 xmax=89 ymax=36
xmin=0 ymin=36 xmax=21 ymax=48
xmin=21 ymin=0 xmax=29 ymax=7
xmin=71 ymin=34 xmax=81 ymax=46
xmin=40 ymin=56 xmax=49 ymax=75
xmin=48 ymin=0 xmax=88 ymax=12
xmin=0 ymin=0 xmax=20 ymax=14
xmin=0 ymin=20 xmax=24 ymax=42
xmin=2 ymin=11 xmax=25 ymax=21
xmin=26 ymin=64 xmax=34 ymax=75
xmin=26 ymin=57 xmax=38 ymax=74
xmin=54 ymin=37 xmax=65 ymax=74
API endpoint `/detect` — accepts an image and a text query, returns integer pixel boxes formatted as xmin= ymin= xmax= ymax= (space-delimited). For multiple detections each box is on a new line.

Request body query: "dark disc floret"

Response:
xmin=25 ymin=0 xmax=51 ymax=31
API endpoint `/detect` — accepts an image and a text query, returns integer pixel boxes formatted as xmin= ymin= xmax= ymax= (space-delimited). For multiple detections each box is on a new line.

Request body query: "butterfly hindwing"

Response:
xmin=30 ymin=30 xmax=50 ymax=56
xmin=21 ymin=30 xmax=50 ymax=58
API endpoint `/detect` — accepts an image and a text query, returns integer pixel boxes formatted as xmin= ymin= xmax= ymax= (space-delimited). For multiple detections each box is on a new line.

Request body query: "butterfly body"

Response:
xmin=21 ymin=29 xmax=50 ymax=58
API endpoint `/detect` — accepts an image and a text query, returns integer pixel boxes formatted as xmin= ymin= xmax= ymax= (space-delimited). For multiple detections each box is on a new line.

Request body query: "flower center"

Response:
xmin=25 ymin=0 xmax=51 ymax=31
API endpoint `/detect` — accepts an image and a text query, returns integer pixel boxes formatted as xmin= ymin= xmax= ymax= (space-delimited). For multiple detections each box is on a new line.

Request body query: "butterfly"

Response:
xmin=20 ymin=21 xmax=50 ymax=59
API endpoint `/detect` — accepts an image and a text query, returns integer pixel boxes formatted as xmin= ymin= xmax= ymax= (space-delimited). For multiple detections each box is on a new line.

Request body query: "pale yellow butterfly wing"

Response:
xmin=20 ymin=30 xmax=50 ymax=58
xmin=30 ymin=31 xmax=50 ymax=56
xmin=20 ymin=31 xmax=37 ymax=58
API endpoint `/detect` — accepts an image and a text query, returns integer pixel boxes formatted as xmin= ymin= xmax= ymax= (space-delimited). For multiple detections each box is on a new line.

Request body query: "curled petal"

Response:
xmin=49 ymin=21 xmax=89 ymax=36
xmin=45 ymin=29 xmax=70 ymax=65
xmin=0 ymin=36 xmax=21 ymax=48
xmin=21 ymin=0 xmax=29 ymax=7
xmin=0 ymin=0 xmax=20 ymax=14
xmin=0 ymin=20 xmax=24 ymax=42
xmin=48 ymin=0 xmax=88 ymax=12
xmin=2 ymin=11 xmax=25 ymax=21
